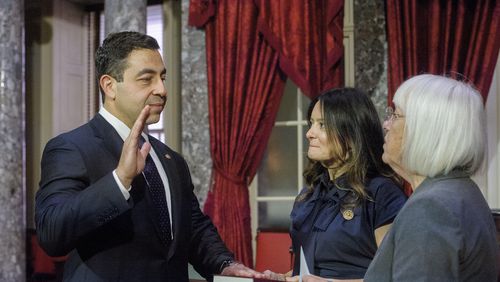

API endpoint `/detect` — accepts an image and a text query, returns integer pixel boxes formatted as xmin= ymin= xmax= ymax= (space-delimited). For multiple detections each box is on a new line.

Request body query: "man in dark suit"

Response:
xmin=35 ymin=31 xmax=263 ymax=282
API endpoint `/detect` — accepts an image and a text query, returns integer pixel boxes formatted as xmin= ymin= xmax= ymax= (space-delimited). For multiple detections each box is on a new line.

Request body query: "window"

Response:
xmin=252 ymin=81 xmax=310 ymax=232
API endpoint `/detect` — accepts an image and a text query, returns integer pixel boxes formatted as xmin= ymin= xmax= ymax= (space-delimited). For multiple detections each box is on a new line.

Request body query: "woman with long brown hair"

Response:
xmin=288 ymin=88 xmax=407 ymax=281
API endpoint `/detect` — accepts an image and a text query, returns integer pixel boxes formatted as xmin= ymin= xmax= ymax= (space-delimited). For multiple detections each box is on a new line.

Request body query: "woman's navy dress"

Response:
xmin=290 ymin=172 xmax=407 ymax=279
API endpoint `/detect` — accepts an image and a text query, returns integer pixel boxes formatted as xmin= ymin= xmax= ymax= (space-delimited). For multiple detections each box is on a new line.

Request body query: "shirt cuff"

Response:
xmin=113 ymin=169 xmax=131 ymax=200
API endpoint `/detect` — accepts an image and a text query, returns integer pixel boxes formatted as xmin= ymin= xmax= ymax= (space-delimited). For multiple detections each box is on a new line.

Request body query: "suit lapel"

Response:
xmin=88 ymin=114 xmax=123 ymax=161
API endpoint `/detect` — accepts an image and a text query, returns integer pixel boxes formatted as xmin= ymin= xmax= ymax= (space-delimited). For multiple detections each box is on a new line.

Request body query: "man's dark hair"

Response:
xmin=95 ymin=31 xmax=160 ymax=96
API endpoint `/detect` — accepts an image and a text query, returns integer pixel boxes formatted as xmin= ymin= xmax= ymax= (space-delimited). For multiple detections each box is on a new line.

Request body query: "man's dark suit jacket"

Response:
xmin=35 ymin=114 xmax=233 ymax=282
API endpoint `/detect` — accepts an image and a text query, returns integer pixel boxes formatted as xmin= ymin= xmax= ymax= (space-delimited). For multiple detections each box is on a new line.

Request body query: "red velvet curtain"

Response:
xmin=188 ymin=0 xmax=345 ymax=266
xmin=189 ymin=0 xmax=286 ymax=266
xmin=255 ymin=0 xmax=344 ymax=98
xmin=386 ymin=0 xmax=500 ymax=103
xmin=386 ymin=0 xmax=500 ymax=195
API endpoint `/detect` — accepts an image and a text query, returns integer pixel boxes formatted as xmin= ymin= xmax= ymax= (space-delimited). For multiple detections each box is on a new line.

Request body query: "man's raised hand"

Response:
xmin=115 ymin=106 xmax=151 ymax=187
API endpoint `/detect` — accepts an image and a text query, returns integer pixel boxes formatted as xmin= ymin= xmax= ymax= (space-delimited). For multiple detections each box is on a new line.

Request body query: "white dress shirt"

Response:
xmin=98 ymin=107 xmax=173 ymax=235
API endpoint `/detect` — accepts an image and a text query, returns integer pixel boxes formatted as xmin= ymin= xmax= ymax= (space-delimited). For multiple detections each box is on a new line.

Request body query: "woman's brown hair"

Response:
xmin=300 ymin=88 xmax=400 ymax=207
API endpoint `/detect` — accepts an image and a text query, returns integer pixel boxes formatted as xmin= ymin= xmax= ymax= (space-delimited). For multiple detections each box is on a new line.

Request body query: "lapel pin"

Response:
xmin=165 ymin=154 xmax=171 ymax=159
xmin=342 ymin=209 xmax=354 ymax=221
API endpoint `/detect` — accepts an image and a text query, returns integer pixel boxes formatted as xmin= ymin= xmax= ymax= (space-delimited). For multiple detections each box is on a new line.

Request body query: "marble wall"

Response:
xmin=353 ymin=0 xmax=389 ymax=120
xmin=0 ymin=0 xmax=25 ymax=280
xmin=105 ymin=0 xmax=147 ymax=34
xmin=181 ymin=0 xmax=211 ymax=207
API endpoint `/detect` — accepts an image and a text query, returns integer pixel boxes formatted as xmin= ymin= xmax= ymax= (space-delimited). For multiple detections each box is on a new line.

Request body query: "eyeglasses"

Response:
xmin=384 ymin=107 xmax=405 ymax=123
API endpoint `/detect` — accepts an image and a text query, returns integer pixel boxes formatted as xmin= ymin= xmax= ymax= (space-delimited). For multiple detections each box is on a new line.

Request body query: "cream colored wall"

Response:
xmin=475 ymin=56 xmax=500 ymax=209
xmin=26 ymin=0 xmax=54 ymax=228
xmin=343 ymin=0 xmax=354 ymax=87
xmin=51 ymin=0 xmax=89 ymax=136
xmin=487 ymin=58 xmax=500 ymax=208
xmin=26 ymin=0 xmax=89 ymax=228
xmin=162 ymin=0 xmax=182 ymax=152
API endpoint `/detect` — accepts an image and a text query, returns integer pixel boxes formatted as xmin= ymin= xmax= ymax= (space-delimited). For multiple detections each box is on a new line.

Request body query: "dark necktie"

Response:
xmin=141 ymin=141 xmax=172 ymax=245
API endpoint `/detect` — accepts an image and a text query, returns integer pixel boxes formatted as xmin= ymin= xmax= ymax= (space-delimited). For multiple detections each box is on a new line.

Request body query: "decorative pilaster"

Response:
xmin=354 ymin=0 xmax=388 ymax=119
xmin=0 ymin=0 xmax=25 ymax=280
xmin=105 ymin=0 xmax=147 ymax=34
xmin=181 ymin=0 xmax=211 ymax=207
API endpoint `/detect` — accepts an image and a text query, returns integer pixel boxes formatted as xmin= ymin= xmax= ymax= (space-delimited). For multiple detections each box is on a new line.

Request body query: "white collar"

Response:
xmin=98 ymin=107 xmax=149 ymax=142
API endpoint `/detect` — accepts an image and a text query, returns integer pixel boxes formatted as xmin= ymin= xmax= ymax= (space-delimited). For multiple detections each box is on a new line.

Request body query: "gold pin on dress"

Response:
xmin=342 ymin=209 xmax=354 ymax=220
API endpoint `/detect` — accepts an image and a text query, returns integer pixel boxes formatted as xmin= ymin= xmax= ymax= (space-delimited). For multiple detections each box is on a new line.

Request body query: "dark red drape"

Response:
xmin=189 ymin=0 xmax=345 ymax=266
xmin=255 ymin=0 xmax=344 ymax=98
xmin=386 ymin=0 xmax=500 ymax=103
xmin=386 ymin=0 xmax=500 ymax=195
xmin=189 ymin=0 xmax=286 ymax=266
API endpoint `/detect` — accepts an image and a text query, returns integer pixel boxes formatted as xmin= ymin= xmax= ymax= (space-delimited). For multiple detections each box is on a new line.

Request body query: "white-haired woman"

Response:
xmin=363 ymin=74 xmax=498 ymax=281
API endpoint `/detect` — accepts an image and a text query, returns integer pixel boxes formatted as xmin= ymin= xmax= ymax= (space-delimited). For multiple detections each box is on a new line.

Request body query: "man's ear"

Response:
xmin=99 ymin=75 xmax=117 ymax=101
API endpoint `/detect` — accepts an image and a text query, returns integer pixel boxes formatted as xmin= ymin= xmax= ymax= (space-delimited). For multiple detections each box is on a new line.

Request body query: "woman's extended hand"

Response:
xmin=262 ymin=270 xmax=287 ymax=281
xmin=302 ymin=274 xmax=329 ymax=282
